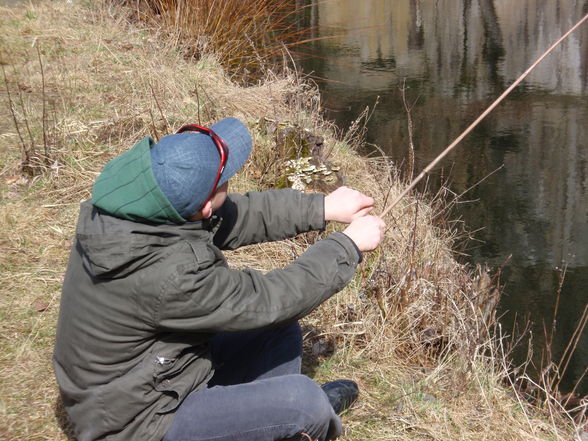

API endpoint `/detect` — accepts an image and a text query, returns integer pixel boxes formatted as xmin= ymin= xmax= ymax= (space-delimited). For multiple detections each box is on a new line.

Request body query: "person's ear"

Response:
xmin=200 ymin=200 xmax=214 ymax=219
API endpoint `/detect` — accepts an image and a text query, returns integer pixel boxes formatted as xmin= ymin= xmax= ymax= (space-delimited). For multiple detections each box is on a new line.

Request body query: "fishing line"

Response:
xmin=380 ymin=13 xmax=588 ymax=218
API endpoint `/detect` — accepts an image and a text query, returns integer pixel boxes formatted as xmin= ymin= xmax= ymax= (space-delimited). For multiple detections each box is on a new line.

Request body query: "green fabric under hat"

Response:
xmin=92 ymin=137 xmax=185 ymax=224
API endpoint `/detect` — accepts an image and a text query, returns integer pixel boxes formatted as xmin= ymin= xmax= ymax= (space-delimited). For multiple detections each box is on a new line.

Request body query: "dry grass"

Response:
xmin=0 ymin=1 xmax=583 ymax=440
xmin=125 ymin=0 xmax=312 ymax=82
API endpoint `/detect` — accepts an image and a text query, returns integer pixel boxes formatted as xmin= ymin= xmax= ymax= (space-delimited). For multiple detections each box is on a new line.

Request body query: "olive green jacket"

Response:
xmin=53 ymin=189 xmax=361 ymax=441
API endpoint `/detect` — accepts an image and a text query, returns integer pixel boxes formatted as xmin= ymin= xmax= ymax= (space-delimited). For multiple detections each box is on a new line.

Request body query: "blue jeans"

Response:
xmin=162 ymin=323 xmax=342 ymax=441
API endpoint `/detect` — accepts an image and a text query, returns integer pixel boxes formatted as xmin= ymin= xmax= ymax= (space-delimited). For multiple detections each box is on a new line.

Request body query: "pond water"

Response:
xmin=298 ymin=0 xmax=588 ymax=395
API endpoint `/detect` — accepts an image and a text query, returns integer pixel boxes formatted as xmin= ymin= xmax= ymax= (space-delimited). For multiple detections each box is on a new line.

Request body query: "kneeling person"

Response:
xmin=53 ymin=117 xmax=385 ymax=441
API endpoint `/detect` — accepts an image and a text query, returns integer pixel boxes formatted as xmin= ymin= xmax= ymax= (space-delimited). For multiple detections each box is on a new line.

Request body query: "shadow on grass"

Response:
xmin=301 ymin=324 xmax=336 ymax=379
xmin=55 ymin=397 xmax=76 ymax=441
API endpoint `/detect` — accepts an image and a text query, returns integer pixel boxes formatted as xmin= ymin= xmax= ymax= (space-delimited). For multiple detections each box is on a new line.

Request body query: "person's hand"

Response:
xmin=324 ymin=186 xmax=375 ymax=224
xmin=342 ymin=215 xmax=386 ymax=252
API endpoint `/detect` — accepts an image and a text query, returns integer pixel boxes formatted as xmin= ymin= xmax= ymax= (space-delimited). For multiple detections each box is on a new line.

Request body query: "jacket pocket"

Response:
xmin=152 ymin=343 xmax=213 ymax=414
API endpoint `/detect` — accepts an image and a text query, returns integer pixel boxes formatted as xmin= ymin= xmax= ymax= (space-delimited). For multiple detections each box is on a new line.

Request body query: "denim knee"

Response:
xmin=164 ymin=374 xmax=341 ymax=441
xmin=283 ymin=375 xmax=336 ymax=427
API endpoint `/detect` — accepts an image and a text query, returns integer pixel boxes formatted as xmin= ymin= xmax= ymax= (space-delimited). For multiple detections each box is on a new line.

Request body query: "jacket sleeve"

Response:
xmin=156 ymin=232 xmax=361 ymax=332
xmin=213 ymin=189 xmax=325 ymax=250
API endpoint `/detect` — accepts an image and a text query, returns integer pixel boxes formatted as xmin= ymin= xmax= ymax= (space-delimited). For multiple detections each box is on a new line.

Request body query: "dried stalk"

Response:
xmin=2 ymin=64 xmax=27 ymax=156
xmin=148 ymin=80 xmax=170 ymax=133
xmin=147 ymin=106 xmax=160 ymax=141
xmin=194 ymin=82 xmax=202 ymax=126
xmin=400 ymin=78 xmax=416 ymax=181
xmin=13 ymin=65 xmax=35 ymax=153
xmin=36 ymin=43 xmax=49 ymax=163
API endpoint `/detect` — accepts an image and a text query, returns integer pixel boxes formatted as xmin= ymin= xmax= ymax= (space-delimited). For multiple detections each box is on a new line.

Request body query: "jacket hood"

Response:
xmin=75 ymin=200 xmax=212 ymax=279
xmin=92 ymin=137 xmax=186 ymax=224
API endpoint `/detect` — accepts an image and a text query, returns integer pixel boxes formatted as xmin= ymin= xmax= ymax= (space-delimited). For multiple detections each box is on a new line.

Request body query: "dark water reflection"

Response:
xmin=298 ymin=0 xmax=588 ymax=394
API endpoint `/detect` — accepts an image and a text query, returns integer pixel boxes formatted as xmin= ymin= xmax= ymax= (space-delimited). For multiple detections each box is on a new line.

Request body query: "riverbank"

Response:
xmin=0 ymin=1 xmax=581 ymax=440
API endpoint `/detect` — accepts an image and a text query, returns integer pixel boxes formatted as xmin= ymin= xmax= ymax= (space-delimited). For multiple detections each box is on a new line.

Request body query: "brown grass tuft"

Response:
xmin=124 ymin=0 xmax=312 ymax=83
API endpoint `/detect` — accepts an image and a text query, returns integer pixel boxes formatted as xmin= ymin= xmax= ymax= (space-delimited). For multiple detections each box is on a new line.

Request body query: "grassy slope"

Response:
xmin=0 ymin=1 xmax=579 ymax=440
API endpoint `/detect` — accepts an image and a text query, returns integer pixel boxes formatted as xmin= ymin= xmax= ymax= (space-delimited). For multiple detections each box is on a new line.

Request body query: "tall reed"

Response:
xmin=127 ymin=0 xmax=313 ymax=82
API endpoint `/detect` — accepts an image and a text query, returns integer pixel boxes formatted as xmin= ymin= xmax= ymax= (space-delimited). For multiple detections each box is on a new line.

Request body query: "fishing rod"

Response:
xmin=380 ymin=13 xmax=588 ymax=218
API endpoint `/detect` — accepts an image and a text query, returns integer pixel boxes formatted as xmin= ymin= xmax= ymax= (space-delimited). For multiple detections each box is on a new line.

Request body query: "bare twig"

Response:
xmin=555 ymin=303 xmax=588 ymax=392
xmin=147 ymin=106 xmax=160 ymax=141
xmin=194 ymin=82 xmax=202 ymax=126
xmin=434 ymin=164 xmax=505 ymax=219
xmin=548 ymin=267 xmax=566 ymax=367
xmin=12 ymin=65 xmax=35 ymax=154
xmin=2 ymin=64 xmax=28 ymax=157
xmin=36 ymin=43 xmax=49 ymax=163
xmin=148 ymin=80 xmax=170 ymax=133
xmin=400 ymin=78 xmax=417 ymax=181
